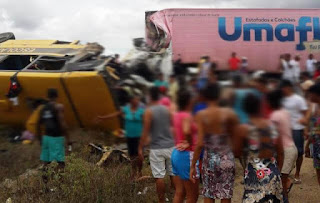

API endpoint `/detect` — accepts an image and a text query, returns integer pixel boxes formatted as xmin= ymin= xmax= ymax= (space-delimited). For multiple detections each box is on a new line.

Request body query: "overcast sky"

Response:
xmin=1 ymin=0 xmax=319 ymax=56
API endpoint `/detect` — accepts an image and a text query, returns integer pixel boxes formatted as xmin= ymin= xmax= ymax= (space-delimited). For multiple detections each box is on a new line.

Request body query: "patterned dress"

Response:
xmin=202 ymin=134 xmax=235 ymax=199
xmin=309 ymin=112 xmax=320 ymax=169
xmin=243 ymin=125 xmax=283 ymax=203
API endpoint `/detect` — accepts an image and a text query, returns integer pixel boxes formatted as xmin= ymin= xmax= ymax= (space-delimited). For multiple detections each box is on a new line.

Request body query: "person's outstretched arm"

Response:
xmin=98 ymin=111 xmax=122 ymax=120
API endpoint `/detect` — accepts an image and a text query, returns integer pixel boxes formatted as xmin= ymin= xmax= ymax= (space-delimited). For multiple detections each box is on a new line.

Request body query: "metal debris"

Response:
xmin=88 ymin=143 xmax=130 ymax=166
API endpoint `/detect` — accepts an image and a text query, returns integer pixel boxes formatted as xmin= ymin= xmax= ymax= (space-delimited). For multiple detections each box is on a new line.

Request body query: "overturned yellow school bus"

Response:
xmin=0 ymin=33 xmax=121 ymax=131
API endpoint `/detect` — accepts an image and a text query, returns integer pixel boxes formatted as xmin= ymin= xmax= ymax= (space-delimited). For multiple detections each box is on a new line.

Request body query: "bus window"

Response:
xmin=0 ymin=55 xmax=38 ymax=70
xmin=27 ymin=57 xmax=67 ymax=71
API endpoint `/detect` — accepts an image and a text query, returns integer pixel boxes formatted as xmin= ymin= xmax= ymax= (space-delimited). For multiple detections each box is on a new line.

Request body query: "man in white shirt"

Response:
xmin=289 ymin=55 xmax=301 ymax=84
xmin=281 ymin=80 xmax=308 ymax=184
xmin=282 ymin=54 xmax=295 ymax=83
xmin=306 ymin=54 xmax=317 ymax=77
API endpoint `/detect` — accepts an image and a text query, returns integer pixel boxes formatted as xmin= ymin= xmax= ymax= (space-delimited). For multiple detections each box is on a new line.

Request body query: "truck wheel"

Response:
xmin=0 ymin=32 xmax=15 ymax=43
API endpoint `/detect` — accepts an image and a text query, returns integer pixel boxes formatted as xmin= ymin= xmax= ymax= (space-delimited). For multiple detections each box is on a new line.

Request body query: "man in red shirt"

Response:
xmin=228 ymin=52 xmax=241 ymax=71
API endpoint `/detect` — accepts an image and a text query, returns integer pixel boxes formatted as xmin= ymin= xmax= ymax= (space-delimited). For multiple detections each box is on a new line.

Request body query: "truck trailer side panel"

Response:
xmin=148 ymin=9 xmax=320 ymax=72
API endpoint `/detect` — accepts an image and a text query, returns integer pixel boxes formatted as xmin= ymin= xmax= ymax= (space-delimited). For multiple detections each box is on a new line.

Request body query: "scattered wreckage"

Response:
xmin=89 ymin=143 xmax=130 ymax=166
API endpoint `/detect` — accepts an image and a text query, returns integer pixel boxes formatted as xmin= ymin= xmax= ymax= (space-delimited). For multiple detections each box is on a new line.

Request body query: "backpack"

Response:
xmin=39 ymin=102 xmax=61 ymax=137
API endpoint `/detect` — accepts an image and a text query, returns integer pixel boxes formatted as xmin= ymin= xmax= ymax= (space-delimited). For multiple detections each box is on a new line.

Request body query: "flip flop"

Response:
xmin=287 ymin=182 xmax=294 ymax=193
xmin=293 ymin=178 xmax=302 ymax=184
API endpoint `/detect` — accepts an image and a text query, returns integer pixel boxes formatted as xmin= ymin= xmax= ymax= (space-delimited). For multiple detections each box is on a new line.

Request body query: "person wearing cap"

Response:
xmin=98 ymin=93 xmax=145 ymax=179
xmin=305 ymin=84 xmax=320 ymax=186
xmin=280 ymin=79 xmax=308 ymax=184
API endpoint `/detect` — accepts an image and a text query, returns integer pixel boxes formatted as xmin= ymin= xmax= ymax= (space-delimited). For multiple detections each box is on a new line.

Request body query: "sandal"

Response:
xmin=293 ymin=178 xmax=302 ymax=184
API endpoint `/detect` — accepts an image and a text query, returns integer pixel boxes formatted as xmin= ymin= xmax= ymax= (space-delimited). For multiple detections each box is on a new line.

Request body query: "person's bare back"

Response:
xmin=199 ymin=107 xmax=238 ymax=137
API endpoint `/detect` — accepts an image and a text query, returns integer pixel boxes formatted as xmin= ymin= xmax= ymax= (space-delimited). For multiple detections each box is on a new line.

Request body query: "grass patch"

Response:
xmin=1 ymin=155 xmax=157 ymax=203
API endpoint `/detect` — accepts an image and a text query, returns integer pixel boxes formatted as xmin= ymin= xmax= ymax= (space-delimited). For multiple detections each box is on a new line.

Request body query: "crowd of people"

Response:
xmin=34 ymin=52 xmax=320 ymax=203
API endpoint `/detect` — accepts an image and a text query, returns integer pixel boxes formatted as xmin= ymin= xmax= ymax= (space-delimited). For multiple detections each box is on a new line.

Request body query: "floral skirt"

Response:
xmin=202 ymin=149 xmax=235 ymax=199
xmin=243 ymin=158 xmax=283 ymax=203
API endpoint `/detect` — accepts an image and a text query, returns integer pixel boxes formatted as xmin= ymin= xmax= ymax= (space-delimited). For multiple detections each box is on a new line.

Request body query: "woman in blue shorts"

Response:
xmin=171 ymin=91 xmax=199 ymax=203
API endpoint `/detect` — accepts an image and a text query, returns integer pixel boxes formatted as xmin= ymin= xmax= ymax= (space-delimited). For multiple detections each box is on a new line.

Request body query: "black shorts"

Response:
xmin=127 ymin=137 xmax=140 ymax=157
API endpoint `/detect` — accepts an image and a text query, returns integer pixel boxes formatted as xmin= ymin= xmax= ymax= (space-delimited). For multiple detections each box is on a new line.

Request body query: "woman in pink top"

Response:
xmin=171 ymin=91 xmax=199 ymax=203
xmin=267 ymin=90 xmax=298 ymax=200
